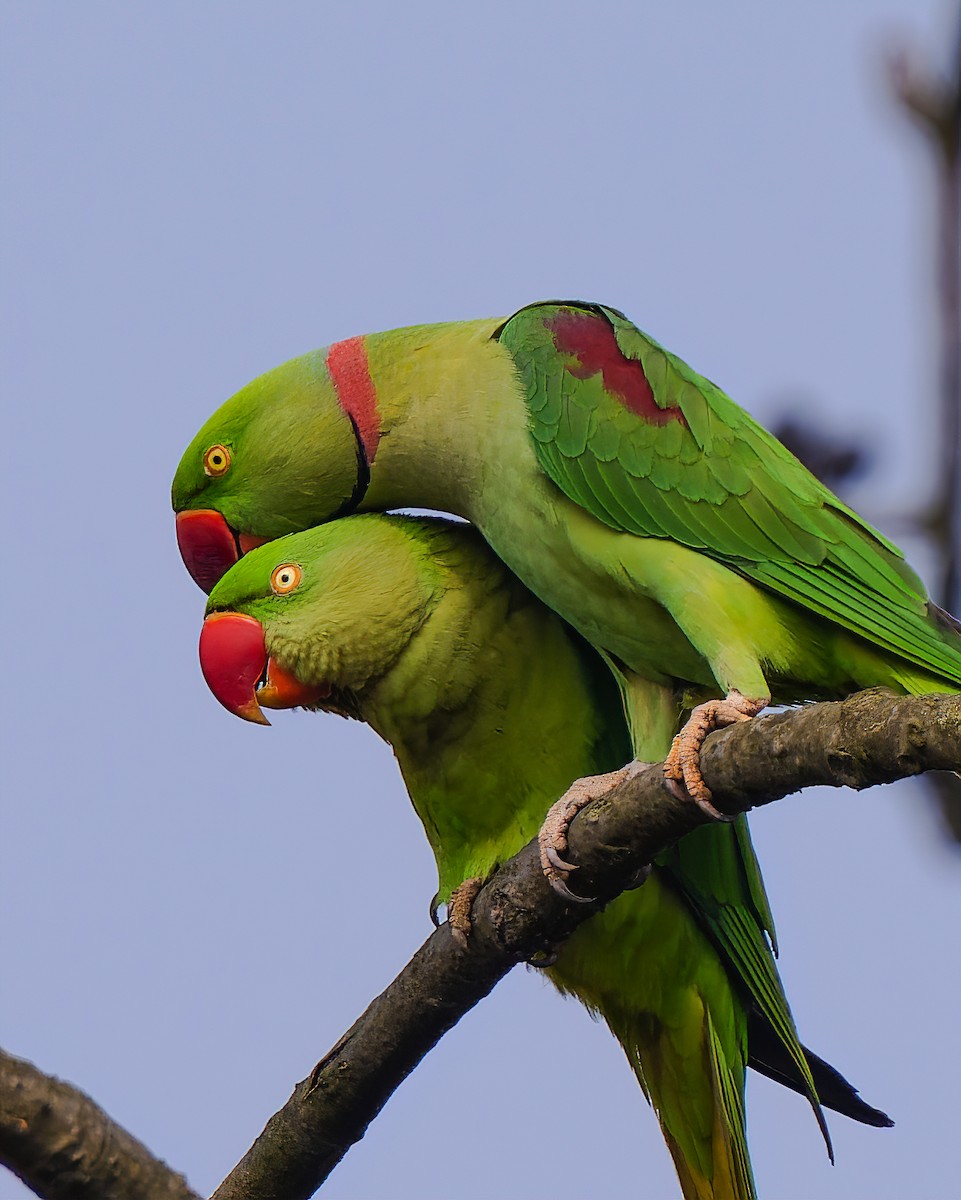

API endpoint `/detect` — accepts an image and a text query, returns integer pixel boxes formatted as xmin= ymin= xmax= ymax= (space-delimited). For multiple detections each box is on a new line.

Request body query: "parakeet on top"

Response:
xmin=198 ymin=513 xmax=892 ymax=1200
xmin=172 ymin=301 xmax=961 ymax=879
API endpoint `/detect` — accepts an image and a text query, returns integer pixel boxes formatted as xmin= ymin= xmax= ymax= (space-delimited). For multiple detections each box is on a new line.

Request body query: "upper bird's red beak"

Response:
xmin=199 ymin=611 xmax=332 ymax=725
xmin=177 ymin=510 xmax=240 ymax=593
xmin=176 ymin=510 xmax=273 ymax=592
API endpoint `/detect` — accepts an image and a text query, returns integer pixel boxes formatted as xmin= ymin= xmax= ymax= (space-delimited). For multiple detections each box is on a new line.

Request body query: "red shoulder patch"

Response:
xmin=326 ymin=336 xmax=381 ymax=462
xmin=548 ymin=310 xmax=686 ymax=427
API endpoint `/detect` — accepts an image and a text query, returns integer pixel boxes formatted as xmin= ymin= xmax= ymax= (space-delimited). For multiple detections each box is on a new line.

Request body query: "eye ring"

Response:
xmin=270 ymin=563 xmax=302 ymax=595
xmin=203 ymin=444 xmax=231 ymax=477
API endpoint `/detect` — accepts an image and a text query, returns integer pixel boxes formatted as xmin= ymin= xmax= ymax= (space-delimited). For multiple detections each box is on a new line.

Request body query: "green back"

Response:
xmin=497 ymin=301 xmax=961 ymax=686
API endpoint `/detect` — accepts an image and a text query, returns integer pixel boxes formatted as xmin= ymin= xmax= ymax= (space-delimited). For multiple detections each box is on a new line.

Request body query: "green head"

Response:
xmin=172 ymin=347 xmax=368 ymax=592
xmin=198 ymin=515 xmax=440 ymax=725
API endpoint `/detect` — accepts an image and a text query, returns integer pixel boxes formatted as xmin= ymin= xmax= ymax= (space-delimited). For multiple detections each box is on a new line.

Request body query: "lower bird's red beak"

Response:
xmin=177 ymin=510 xmax=240 ymax=593
xmin=199 ymin=611 xmax=331 ymax=725
xmin=199 ymin=612 xmax=271 ymax=724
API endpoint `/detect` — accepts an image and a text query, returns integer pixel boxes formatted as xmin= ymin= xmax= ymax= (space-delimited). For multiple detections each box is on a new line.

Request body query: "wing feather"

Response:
xmin=497 ymin=301 xmax=961 ymax=685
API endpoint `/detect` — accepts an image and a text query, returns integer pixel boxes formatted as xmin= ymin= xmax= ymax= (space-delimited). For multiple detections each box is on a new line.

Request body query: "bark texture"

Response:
xmin=0 ymin=1048 xmax=200 ymax=1200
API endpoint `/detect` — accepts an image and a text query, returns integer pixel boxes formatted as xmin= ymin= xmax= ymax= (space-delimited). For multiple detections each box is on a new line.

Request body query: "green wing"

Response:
xmin=496 ymin=301 xmax=961 ymax=684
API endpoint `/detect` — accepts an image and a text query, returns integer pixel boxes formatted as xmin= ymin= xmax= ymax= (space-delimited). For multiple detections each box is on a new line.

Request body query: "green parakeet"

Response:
xmin=172 ymin=301 xmax=961 ymax=837
xmin=197 ymin=514 xmax=891 ymax=1200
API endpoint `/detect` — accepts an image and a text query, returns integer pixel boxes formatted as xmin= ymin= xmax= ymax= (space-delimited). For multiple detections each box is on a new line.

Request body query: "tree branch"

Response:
xmin=890 ymin=21 xmax=961 ymax=839
xmin=0 ymin=1048 xmax=200 ymax=1200
xmin=212 ymin=689 xmax=960 ymax=1200
xmin=890 ymin=22 xmax=960 ymax=634
xmin=3 ymin=693 xmax=957 ymax=1200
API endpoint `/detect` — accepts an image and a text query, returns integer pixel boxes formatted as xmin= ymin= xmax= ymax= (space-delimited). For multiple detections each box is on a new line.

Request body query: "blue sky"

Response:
xmin=2 ymin=3 xmax=958 ymax=1197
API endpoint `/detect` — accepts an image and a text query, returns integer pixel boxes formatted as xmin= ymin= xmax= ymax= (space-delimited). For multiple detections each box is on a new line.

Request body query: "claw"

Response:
xmin=693 ymin=794 xmax=734 ymax=822
xmin=538 ymin=764 xmax=639 ymax=899
xmin=549 ymin=876 xmax=595 ymax=904
xmin=526 ymin=947 xmax=560 ymax=968
xmin=624 ymin=863 xmax=653 ymax=890
xmin=663 ymin=776 xmax=686 ymax=805
xmin=545 ymin=846 xmax=578 ymax=874
xmin=429 ymin=893 xmax=442 ymax=929
xmin=664 ymin=774 xmax=733 ymax=822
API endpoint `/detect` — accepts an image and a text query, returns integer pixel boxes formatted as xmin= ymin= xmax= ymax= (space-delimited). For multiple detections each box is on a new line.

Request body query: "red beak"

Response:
xmin=199 ymin=611 xmax=333 ymax=725
xmin=177 ymin=509 xmax=240 ymax=593
xmin=176 ymin=511 xmax=274 ymax=591
xmin=199 ymin=612 xmax=270 ymax=724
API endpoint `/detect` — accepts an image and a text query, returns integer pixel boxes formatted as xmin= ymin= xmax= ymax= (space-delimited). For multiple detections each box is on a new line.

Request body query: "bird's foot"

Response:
xmin=624 ymin=862 xmax=653 ymax=890
xmin=526 ymin=943 xmax=561 ymax=968
xmin=448 ymin=876 xmax=484 ymax=948
xmin=538 ymin=764 xmax=646 ymax=902
xmin=664 ymin=690 xmax=767 ymax=818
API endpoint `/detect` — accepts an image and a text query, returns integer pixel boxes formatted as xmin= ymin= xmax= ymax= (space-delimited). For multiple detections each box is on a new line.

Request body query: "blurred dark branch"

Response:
xmin=773 ymin=416 xmax=868 ymax=490
xmin=889 ymin=20 xmax=960 ymax=613
xmin=212 ymin=690 xmax=960 ymax=1200
xmin=890 ymin=17 xmax=961 ymax=838
xmin=0 ymin=1048 xmax=199 ymax=1200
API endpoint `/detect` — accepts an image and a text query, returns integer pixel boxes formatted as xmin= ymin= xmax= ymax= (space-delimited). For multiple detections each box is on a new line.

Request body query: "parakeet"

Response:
xmin=172 ymin=301 xmax=961 ymax=875
xmin=197 ymin=513 xmax=891 ymax=1200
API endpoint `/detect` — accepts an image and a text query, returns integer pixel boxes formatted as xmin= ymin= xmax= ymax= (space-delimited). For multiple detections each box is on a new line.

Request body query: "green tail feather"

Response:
xmin=549 ymin=879 xmax=758 ymax=1200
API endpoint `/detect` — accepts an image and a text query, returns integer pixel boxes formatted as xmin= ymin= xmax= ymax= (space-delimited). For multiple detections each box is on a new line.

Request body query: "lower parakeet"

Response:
xmin=197 ymin=513 xmax=891 ymax=1200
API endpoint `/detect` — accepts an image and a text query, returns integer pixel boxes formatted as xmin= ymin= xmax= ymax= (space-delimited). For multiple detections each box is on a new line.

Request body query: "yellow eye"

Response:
xmin=203 ymin=444 xmax=231 ymax=477
xmin=270 ymin=563 xmax=302 ymax=595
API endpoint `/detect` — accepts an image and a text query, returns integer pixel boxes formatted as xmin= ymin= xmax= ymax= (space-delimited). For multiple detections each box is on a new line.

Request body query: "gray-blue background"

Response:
xmin=2 ymin=3 xmax=958 ymax=1197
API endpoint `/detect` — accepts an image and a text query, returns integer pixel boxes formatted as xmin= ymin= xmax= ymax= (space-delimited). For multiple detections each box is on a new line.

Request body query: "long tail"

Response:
xmin=747 ymin=1023 xmax=892 ymax=1129
xmin=640 ymin=1007 xmax=755 ymax=1200
xmin=549 ymin=883 xmax=757 ymax=1200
